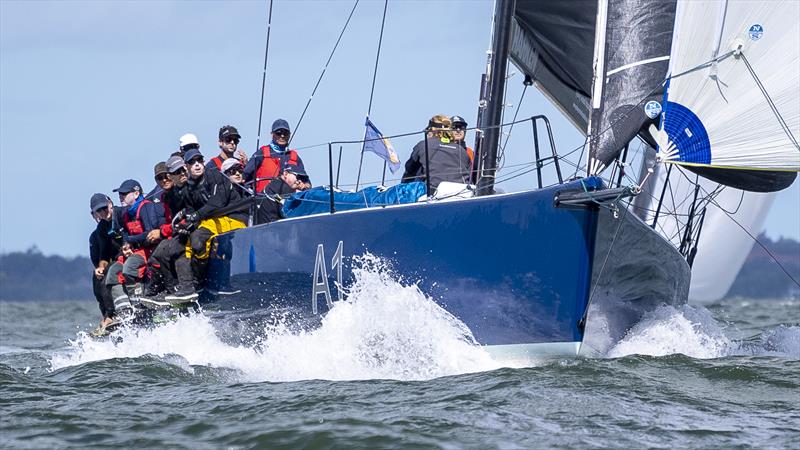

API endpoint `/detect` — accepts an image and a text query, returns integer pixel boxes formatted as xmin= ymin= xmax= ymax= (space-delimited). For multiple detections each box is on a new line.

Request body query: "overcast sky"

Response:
xmin=1 ymin=0 xmax=797 ymax=257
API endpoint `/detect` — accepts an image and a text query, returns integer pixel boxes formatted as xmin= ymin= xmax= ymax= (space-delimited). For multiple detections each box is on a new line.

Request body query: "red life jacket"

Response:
xmin=209 ymin=156 xmax=224 ymax=170
xmin=255 ymin=146 xmax=299 ymax=193
xmin=123 ymin=200 xmax=151 ymax=236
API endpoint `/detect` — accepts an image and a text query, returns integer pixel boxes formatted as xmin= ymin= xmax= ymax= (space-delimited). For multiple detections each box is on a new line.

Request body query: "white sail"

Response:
xmin=639 ymin=165 xmax=775 ymax=303
xmin=654 ymin=0 xmax=800 ymax=171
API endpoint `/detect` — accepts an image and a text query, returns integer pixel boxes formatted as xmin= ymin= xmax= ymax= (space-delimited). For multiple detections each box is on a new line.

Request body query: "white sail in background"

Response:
xmin=639 ymin=165 xmax=775 ymax=303
xmin=654 ymin=0 xmax=800 ymax=171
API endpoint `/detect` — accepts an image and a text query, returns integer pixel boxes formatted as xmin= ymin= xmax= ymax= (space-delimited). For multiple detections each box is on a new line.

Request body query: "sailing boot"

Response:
xmin=142 ymin=269 xmax=165 ymax=298
xmin=110 ymin=284 xmax=133 ymax=319
xmin=165 ymin=255 xmax=198 ymax=304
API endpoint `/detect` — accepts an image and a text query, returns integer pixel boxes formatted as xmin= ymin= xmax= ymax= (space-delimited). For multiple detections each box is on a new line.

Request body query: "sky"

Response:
xmin=1 ymin=0 xmax=798 ymax=257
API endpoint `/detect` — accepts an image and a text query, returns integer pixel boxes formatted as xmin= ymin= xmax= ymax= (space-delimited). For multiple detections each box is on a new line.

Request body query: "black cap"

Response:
xmin=271 ymin=119 xmax=291 ymax=133
xmin=90 ymin=193 xmax=110 ymax=212
xmin=112 ymin=179 xmax=142 ymax=194
xmin=219 ymin=125 xmax=241 ymax=141
xmin=451 ymin=115 xmax=467 ymax=127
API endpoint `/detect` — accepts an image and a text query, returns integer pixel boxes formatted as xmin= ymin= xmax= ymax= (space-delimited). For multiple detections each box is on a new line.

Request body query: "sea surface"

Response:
xmin=1 ymin=266 xmax=799 ymax=449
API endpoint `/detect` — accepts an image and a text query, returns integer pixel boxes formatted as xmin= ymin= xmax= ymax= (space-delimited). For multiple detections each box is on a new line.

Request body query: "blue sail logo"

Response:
xmin=748 ymin=24 xmax=764 ymax=41
xmin=644 ymin=101 xmax=662 ymax=119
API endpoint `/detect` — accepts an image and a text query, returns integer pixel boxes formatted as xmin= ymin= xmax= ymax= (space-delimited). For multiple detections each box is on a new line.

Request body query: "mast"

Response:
xmin=475 ymin=0 xmax=516 ymax=196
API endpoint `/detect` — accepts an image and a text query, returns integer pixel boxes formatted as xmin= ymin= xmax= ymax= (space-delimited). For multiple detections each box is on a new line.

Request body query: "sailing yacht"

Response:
xmin=203 ymin=0 xmax=799 ymax=361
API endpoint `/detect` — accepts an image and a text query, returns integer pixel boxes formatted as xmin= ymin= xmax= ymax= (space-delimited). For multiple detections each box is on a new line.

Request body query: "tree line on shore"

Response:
xmin=1 ymin=236 xmax=798 ymax=301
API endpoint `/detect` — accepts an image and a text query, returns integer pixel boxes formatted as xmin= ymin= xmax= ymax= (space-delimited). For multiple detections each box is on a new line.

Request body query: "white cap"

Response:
xmin=179 ymin=133 xmax=199 ymax=148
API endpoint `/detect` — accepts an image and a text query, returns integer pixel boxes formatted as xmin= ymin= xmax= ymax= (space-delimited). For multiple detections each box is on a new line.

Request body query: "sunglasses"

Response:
xmin=223 ymin=138 xmax=240 ymax=145
xmin=155 ymin=173 xmax=170 ymax=182
xmin=453 ymin=125 xmax=467 ymax=131
xmin=170 ymin=167 xmax=188 ymax=176
xmin=188 ymin=157 xmax=204 ymax=166
xmin=94 ymin=206 xmax=110 ymax=214
xmin=273 ymin=130 xmax=290 ymax=138
xmin=224 ymin=167 xmax=243 ymax=176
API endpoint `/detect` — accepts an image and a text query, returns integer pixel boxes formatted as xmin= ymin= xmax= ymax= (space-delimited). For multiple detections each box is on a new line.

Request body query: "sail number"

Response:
xmin=311 ymin=241 xmax=343 ymax=314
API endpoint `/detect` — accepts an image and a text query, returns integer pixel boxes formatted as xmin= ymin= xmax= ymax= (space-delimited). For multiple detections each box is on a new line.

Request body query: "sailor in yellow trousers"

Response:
xmin=166 ymin=148 xmax=248 ymax=302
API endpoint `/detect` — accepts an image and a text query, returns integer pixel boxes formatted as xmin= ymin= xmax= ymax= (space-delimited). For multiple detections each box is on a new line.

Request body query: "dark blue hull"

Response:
xmin=207 ymin=178 xmax=688 ymax=358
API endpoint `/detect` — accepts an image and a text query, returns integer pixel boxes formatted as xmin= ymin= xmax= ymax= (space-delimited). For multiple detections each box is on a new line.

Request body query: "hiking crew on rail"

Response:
xmin=87 ymin=115 xmax=470 ymax=335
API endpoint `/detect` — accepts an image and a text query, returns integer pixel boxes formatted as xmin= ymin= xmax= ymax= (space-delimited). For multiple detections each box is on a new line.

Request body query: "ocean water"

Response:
xmin=1 ymin=264 xmax=798 ymax=448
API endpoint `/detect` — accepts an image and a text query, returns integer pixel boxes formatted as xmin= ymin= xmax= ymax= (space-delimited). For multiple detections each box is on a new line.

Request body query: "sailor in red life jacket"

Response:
xmin=140 ymin=161 xmax=182 ymax=299
xmin=243 ymin=119 xmax=310 ymax=194
xmin=206 ymin=125 xmax=248 ymax=172
xmin=450 ymin=115 xmax=476 ymax=182
xmin=103 ymin=179 xmax=164 ymax=316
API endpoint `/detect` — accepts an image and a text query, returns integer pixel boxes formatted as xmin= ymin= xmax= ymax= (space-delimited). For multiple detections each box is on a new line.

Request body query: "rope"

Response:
xmin=290 ymin=0 xmax=360 ymax=144
xmin=356 ymin=0 xmax=389 ymax=190
xmin=254 ymin=0 xmax=274 ymax=152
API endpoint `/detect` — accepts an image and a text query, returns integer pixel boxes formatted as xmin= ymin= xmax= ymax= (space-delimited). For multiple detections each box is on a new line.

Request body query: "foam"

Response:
xmin=50 ymin=254 xmax=500 ymax=381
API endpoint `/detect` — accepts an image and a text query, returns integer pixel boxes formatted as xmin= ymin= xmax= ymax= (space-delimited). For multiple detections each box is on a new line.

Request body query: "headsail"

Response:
xmin=586 ymin=0 xmax=677 ymax=174
xmin=653 ymin=0 xmax=800 ymax=190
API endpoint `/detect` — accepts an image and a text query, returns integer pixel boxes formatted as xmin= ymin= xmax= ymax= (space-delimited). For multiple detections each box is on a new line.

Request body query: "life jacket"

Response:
xmin=209 ymin=156 xmax=224 ymax=170
xmin=123 ymin=200 xmax=151 ymax=236
xmin=255 ymin=146 xmax=299 ymax=193
xmin=158 ymin=191 xmax=174 ymax=238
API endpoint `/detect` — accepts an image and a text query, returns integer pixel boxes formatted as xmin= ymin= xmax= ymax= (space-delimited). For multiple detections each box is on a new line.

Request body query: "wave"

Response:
xmin=50 ymin=254 xmax=499 ymax=382
xmin=606 ymin=304 xmax=799 ymax=359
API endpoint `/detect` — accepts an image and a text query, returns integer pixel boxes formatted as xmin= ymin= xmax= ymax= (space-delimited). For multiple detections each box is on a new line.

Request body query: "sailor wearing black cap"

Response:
xmin=450 ymin=115 xmax=476 ymax=182
xmin=257 ymin=161 xmax=312 ymax=224
xmin=207 ymin=125 xmax=248 ymax=172
xmin=88 ymin=193 xmax=122 ymax=332
xmin=243 ymin=118 xmax=310 ymax=194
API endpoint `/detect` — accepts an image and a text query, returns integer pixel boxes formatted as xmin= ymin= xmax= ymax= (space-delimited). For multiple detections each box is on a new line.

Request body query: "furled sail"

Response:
xmin=586 ymin=0 xmax=677 ymax=174
xmin=652 ymin=0 xmax=800 ymax=191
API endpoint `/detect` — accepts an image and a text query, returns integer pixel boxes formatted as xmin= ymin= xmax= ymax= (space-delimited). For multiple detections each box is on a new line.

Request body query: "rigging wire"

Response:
xmin=290 ymin=0 xmax=360 ymax=144
xmin=740 ymin=53 xmax=799 ymax=151
xmin=356 ymin=0 xmax=389 ymax=190
xmin=497 ymin=84 xmax=528 ymax=171
xmin=254 ymin=0 xmax=274 ymax=152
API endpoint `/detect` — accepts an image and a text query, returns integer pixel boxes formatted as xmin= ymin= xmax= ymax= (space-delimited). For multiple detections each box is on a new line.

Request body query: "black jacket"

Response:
xmin=185 ymin=168 xmax=248 ymax=224
xmin=401 ymin=137 xmax=472 ymax=189
xmin=257 ymin=178 xmax=296 ymax=224
xmin=89 ymin=219 xmax=121 ymax=267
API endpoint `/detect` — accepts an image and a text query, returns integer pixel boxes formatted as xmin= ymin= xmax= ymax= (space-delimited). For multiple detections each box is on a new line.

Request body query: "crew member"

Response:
xmin=259 ymin=164 xmax=311 ymax=224
xmin=243 ymin=119 xmax=309 ymax=193
xmin=166 ymin=149 xmax=248 ymax=302
xmin=402 ymin=115 xmax=472 ymax=190
xmin=89 ymin=193 xmax=121 ymax=332
xmin=104 ymin=179 xmax=164 ymax=314
xmin=450 ymin=115 xmax=476 ymax=181
xmin=178 ymin=133 xmax=200 ymax=158
xmin=207 ymin=125 xmax=248 ymax=171
xmin=141 ymin=161 xmax=182 ymax=299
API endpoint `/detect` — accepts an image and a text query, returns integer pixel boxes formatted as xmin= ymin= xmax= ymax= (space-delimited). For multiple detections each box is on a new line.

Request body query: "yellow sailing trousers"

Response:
xmin=185 ymin=216 xmax=247 ymax=260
